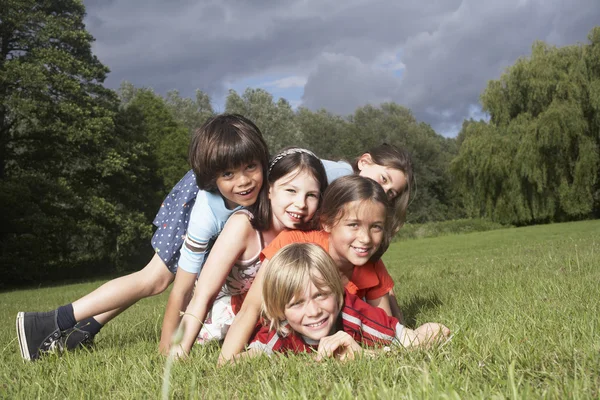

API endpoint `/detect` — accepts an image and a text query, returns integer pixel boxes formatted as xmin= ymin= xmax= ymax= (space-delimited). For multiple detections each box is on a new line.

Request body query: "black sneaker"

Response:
xmin=60 ymin=323 xmax=94 ymax=351
xmin=16 ymin=310 xmax=63 ymax=361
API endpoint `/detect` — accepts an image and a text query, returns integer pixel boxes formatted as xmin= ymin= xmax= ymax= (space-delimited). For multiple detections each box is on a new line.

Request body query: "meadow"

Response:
xmin=1 ymin=220 xmax=599 ymax=399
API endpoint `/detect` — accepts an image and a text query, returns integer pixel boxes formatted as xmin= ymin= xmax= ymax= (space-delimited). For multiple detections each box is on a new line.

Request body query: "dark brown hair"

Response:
xmin=188 ymin=114 xmax=270 ymax=229
xmin=319 ymin=175 xmax=391 ymax=261
xmin=351 ymin=143 xmax=413 ymax=234
xmin=189 ymin=114 xmax=269 ymax=191
xmin=255 ymin=148 xmax=328 ymax=231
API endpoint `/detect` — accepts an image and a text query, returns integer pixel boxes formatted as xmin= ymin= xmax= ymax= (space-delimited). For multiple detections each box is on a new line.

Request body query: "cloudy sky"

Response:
xmin=82 ymin=0 xmax=600 ymax=136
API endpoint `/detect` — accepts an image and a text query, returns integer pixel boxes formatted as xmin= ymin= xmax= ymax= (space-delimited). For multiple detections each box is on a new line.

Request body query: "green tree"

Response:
xmin=1 ymin=0 xmax=115 ymax=180
xmin=75 ymin=103 xmax=160 ymax=274
xmin=225 ymin=88 xmax=298 ymax=152
xmin=0 ymin=1 xmax=155 ymax=285
xmin=117 ymin=84 xmax=190 ymax=190
xmin=295 ymin=107 xmax=351 ymax=159
xmin=452 ymin=27 xmax=600 ymax=224
xmin=164 ymin=89 xmax=214 ymax=135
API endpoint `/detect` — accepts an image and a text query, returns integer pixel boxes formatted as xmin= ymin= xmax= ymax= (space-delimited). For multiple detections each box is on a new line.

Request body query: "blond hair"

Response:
xmin=261 ymin=243 xmax=344 ymax=336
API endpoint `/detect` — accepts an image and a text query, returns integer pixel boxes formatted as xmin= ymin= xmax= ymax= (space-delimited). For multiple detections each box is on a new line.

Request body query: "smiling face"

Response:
xmin=269 ymin=168 xmax=321 ymax=231
xmin=357 ymin=154 xmax=407 ymax=201
xmin=215 ymin=160 xmax=263 ymax=209
xmin=324 ymin=200 xmax=386 ymax=269
xmin=283 ymin=272 xmax=340 ymax=341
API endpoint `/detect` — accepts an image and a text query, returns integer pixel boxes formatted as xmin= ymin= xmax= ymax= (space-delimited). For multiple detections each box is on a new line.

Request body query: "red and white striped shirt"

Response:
xmin=248 ymin=290 xmax=404 ymax=354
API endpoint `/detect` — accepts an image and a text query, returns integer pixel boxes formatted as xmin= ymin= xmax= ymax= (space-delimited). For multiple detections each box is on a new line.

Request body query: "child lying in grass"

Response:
xmin=243 ymin=243 xmax=451 ymax=360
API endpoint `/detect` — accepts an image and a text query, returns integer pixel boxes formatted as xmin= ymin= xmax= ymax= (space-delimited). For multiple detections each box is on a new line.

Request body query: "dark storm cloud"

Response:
xmin=302 ymin=53 xmax=401 ymax=114
xmin=395 ymin=0 xmax=600 ymax=134
xmin=83 ymin=0 xmax=600 ymax=136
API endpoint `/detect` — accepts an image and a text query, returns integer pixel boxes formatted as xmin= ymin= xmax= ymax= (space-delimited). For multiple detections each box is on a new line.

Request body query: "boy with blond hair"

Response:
xmin=245 ymin=243 xmax=450 ymax=360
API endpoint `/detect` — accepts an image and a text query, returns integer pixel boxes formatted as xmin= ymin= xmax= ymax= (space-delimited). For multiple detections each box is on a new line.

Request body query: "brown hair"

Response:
xmin=188 ymin=114 xmax=270 ymax=229
xmin=351 ymin=143 xmax=413 ymax=234
xmin=189 ymin=114 xmax=269 ymax=191
xmin=261 ymin=243 xmax=344 ymax=336
xmin=319 ymin=175 xmax=391 ymax=261
xmin=256 ymin=148 xmax=328 ymax=231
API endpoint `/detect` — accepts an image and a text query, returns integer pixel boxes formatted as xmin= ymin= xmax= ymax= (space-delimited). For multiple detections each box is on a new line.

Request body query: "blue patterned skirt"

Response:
xmin=152 ymin=170 xmax=199 ymax=273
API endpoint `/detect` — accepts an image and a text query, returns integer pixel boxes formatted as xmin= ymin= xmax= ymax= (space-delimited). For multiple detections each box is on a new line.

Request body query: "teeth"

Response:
xmin=288 ymin=212 xmax=303 ymax=219
xmin=306 ymin=320 xmax=325 ymax=328
xmin=239 ymin=188 xmax=253 ymax=195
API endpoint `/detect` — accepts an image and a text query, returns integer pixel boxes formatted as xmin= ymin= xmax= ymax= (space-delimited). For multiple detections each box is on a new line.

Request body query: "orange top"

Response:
xmin=261 ymin=230 xmax=394 ymax=300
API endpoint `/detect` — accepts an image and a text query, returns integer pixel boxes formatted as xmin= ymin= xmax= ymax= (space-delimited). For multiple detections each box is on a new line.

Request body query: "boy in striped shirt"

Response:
xmin=245 ymin=243 xmax=450 ymax=360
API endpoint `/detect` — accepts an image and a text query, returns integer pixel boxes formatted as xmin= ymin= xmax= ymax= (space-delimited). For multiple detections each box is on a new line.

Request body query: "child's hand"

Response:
xmin=170 ymin=344 xmax=188 ymax=360
xmin=315 ymin=331 xmax=362 ymax=362
xmin=166 ymin=323 xmax=189 ymax=360
xmin=159 ymin=341 xmax=171 ymax=356
xmin=414 ymin=323 xmax=451 ymax=348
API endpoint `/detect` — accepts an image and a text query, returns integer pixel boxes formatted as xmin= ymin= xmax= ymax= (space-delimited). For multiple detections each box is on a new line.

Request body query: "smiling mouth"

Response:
xmin=304 ymin=318 xmax=328 ymax=329
xmin=237 ymin=187 xmax=255 ymax=196
xmin=286 ymin=211 xmax=305 ymax=221
xmin=351 ymin=246 xmax=371 ymax=257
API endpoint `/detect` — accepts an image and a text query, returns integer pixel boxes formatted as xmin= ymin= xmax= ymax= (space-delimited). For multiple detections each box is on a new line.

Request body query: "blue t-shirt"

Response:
xmin=177 ymin=190 xmax=241 ymax=274
xmin=321 ymin=159 xmax=353 ymax=184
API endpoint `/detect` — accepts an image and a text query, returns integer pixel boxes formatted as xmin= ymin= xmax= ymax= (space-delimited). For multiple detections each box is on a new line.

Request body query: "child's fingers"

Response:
xmin=429 ymin=323 xmax=451 ymax=342
xmin=316 ymin=333 xmax=344 ymax=360
xmin=338 ymin=347 xmax=357 ymax=362
xmin=316 ymin=332 xmax=360 ymax=361
xmin=414 ymin=323 xmax=453 ymax=348
xmin=441 ymin=324 xmax=451 ymax=337
xmin=315 ymin=338 xmax=337 ymax=361
xmin=170 ymin=344 xmax=188 ymax=360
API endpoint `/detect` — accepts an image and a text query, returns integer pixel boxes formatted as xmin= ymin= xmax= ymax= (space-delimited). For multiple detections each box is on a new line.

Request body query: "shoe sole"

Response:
xmin=16 ymin=312 xmax=32 ymax=361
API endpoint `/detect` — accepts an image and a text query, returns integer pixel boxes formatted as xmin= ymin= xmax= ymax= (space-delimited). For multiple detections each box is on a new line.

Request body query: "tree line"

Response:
xmin=1 ymin=1 xmax=598 ymax=286
xmin=452 ymin=31 xmax=600 ymax=225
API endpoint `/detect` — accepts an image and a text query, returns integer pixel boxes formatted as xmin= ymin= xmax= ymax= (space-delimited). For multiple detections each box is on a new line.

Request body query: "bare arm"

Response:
xmin=159 ymin=269 xmax=197 ymax=354
xmin=366 ymin=293 xmax=393 ymax=317
xmin=218 ymin=259 xmax=269 ymax=364
xmin=159 ymin=193 xmax=221 ymax=354
xmin=171 ymin=215 xmax=252 ymax=357
xmin=388 ymin=289 xmax=405 ymax=324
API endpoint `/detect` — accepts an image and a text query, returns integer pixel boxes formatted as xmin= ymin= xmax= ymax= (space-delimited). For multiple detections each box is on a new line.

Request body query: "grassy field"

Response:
xmin=1 ymin=220 xmax=599 ymax=399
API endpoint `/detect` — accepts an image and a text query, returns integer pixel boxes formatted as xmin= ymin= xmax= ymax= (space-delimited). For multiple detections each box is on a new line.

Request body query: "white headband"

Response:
xmin=269 ymin=148 xmax=318 ymax=172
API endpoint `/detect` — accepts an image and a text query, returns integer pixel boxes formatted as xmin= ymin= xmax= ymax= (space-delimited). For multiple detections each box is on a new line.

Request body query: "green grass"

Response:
xmin=2 ymin=220 xmax=599 ymax=398
xmin=394 ymin=218 xmax=511 ymax=241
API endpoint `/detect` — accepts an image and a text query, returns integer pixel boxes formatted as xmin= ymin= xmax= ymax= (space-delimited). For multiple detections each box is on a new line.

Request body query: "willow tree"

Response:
xmin=452 ymin=27 xmax=600 ymax=224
